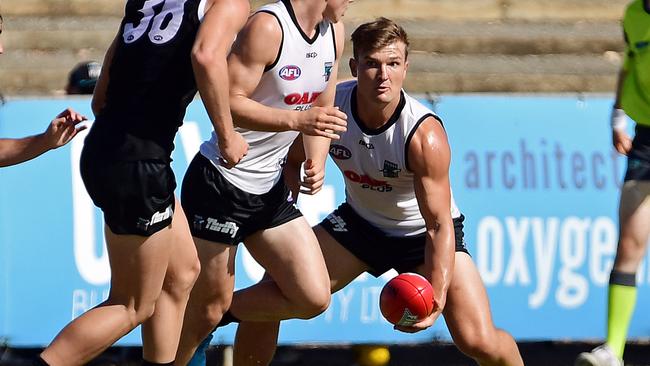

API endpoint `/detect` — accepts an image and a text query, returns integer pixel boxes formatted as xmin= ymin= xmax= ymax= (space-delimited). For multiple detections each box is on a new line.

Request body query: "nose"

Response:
xmin=378 ymin=64 xmax=389 ymax=80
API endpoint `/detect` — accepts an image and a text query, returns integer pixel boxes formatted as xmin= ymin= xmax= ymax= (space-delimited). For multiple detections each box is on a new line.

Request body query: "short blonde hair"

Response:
xmin=351 ymin=17 xmax=409 ymax=59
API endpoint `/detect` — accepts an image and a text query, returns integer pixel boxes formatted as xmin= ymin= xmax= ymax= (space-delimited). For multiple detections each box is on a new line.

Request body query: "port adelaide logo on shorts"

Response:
xmin=279 ymin=65 xmax=301 ymax=80
xmin=329 ymin=144 xmax=351 ymax=160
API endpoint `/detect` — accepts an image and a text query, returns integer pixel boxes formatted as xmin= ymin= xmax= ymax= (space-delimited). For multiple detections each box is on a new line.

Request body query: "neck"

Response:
xmin=355 ymin=90 xmax=401 ymax=130
xmin=290 ymin=0 xmax=323 ymax=37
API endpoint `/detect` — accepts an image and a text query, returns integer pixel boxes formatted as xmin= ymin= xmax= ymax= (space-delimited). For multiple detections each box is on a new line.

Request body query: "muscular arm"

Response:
xmin=228 ymin=14 xmax=346 ymax=137
xmin=407 ymin=116 xmax=455 ymax=329
xmin=301 ymin=21 xmax=346 ymax=194
xmin=193 ymin=0 xmax=250 ymax=166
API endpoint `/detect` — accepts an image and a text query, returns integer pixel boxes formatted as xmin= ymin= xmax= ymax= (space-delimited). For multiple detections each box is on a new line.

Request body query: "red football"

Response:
xmin=379 ymin=273 xmax=434 ymax=326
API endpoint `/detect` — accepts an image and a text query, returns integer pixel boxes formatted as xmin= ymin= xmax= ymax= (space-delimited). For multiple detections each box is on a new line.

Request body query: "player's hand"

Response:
xmin=294 ymin=106 xmax=347 ymax=140
xmin=393 ymin=301 xmax=442 ymax=334
xmin=300 ymin=158 xmax=325 ymax=195
xmin=45 ymin=108 xmax=88 ymax=149
xmin=612 ymin=129 xmax=632 ymax=156
xmin=218 ymin=131 xmax=248 ymax=169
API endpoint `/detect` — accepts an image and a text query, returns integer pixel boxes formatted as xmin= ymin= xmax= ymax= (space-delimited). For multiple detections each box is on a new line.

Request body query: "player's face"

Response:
xmin=323 ymin=0 xmax=352 ymax=23
xmin=350 ymin=41 xmax=408 ymax=105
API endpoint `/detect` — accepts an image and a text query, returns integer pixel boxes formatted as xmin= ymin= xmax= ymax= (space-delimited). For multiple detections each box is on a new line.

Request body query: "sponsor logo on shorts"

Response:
xmin=326 ymin=213 xmax=347 ymax=232
xmin=194 ymin=215 xmax=240 ymax=238
xmin=329 ymin=144 xmax=351 ymax=160
xmin=151 ymin=205 xmax=174 ymax=225
xmin=136 ymin=204 xmax=174 ymax=232
xmin=279 ymin=65 xmax=301 ymax=81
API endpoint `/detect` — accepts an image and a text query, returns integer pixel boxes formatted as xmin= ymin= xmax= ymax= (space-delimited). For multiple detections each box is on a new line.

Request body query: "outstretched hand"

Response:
xmin=45 ymin=108 xmax=88 ymax=149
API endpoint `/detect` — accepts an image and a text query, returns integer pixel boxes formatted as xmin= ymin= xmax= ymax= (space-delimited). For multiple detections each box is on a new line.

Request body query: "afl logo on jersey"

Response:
xmin=279 ymin=65 xmax=302 ymax=80
xmin=329 ymin=145 xmax=351 ymax=160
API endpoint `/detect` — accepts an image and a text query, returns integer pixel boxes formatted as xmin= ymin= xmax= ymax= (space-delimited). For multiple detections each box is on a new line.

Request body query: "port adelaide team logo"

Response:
xmin=329 ymin=144 xmax=351 ymax=160
xmin=323 ymin=62 xmax=333 ymax=81
xmin=381 ymin=160 xmax=401 ymax=178
xmin=279 ymin=65 xmax=301 ymax=80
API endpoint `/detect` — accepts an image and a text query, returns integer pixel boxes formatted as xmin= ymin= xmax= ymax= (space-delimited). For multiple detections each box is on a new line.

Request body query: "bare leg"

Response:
xmin=142 ymin=202 xmax=201 ymax=362
xmin=233 ymin=226 xmax=369 ymax=366
xmin=175 ymin=238 xmax=236 ymax=366
xmin=40 ymin=209 xmax=187 ymax=366
xmin=613 ymin=181 xmax=650 ymax=272
xmin=426 ymin=252 xmax=523 ymax=366
xmin=229 ymin=218 xmax=331 ymax=321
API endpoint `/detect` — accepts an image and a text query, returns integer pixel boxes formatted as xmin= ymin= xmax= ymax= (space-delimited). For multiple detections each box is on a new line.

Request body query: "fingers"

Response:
xmin=56 ymin=108 xmax=88 ymax=124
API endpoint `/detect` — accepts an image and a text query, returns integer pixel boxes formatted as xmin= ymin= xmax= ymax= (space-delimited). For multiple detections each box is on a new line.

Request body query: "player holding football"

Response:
xmin=229 ymin=18 xmax=524 ymax=366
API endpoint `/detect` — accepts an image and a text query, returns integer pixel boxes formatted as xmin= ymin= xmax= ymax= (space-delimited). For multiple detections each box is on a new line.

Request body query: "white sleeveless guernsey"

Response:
xmin=200 ymin=0 xmax=337 ymax=194
xmin=331 ymin=80 xmax=461 ymax=236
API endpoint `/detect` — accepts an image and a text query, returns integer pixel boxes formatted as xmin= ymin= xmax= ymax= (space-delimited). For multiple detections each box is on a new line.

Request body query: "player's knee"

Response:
xmin=203 ymin=298 xmax=232 ymax=327
xmin=128 ymin=301 xmax=157 ymax=327
xmin=298 ymin=288 xmax=331 ymax=318
xmin=164 ymin=257 xmax=201 ymax=299
xmin=454 ymin=327 xmax=500 ymax=362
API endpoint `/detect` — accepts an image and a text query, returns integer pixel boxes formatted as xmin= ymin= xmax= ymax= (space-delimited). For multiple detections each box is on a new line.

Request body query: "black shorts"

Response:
xmin=181 ymin=153 xmax=302 ymax=245
xmin=625 ymin=125 xmax=650 ymax=181
xmin=319 ymin=202 xmax=469 ymax=277
xmin=79 ymin=145 xmax=176 ymax=236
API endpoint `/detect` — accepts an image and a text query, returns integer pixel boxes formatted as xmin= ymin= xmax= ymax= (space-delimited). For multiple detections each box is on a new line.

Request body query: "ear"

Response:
xmin=349 ymin=57 xmax=358 ymax=77
xmin=403 ymin=59 xmax=409 ymax=78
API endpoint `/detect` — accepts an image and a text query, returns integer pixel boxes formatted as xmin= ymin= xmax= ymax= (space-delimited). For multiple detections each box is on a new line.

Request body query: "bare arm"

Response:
xmin=612 ymin=69 xmax=632 ymax=155
xmin=397 ymin=116 xmax=454 ymax=333
xmin=0 ymin=109 xmax=87 ymax=167
xmin=301 ymin=21 xmax=347 ymax=194
xmin=91 ymin=34 xmax=118 ymax=117
xmin=193 ymin=0 xmax=250 ymax=167
xmin=228 ymin=13 xmax=346 ymax=138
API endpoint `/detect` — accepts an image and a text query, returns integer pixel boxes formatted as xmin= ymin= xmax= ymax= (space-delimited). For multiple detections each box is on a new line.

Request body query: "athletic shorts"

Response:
xmin=625 ymin=125 xmax=650 ymax=181
xmin=181 ymin=153 xmax=302 ymax=245
xmin=79 ymin=145 xmax=176 ymax=236
xmin=319 ymin=202 xmax=469 ymax=277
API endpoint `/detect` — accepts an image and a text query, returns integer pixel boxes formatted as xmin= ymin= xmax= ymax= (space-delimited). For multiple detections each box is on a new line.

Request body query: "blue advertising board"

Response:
xmin=0 ymin=95 xmax=646 ymax=347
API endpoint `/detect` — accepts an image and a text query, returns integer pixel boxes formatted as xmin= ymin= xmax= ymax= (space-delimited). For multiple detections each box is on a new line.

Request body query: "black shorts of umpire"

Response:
xmin=320 ymin=202 xmax=469 ymax=277
xmin=80 ymin=147 xmax=176 ymax=236
xmin=625 ymin=125 xmax=650 ymax=182
xmin=181 ymin=153 xmax=302 ymax=245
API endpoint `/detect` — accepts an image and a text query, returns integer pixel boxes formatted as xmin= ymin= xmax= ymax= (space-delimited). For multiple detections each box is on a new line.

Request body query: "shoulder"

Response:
xmin=231 ymin=9 xmax=283 ymax=61
xmin=407 ymin=115 xmax=450 ymax=173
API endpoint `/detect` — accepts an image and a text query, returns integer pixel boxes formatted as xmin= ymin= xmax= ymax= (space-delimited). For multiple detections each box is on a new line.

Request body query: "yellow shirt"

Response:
xmin=622 ymin=0 xmax=650 ymax=126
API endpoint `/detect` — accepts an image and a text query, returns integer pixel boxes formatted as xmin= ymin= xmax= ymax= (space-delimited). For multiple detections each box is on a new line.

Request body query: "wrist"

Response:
xmin=611 ymin=107 xmax=627 ymax=131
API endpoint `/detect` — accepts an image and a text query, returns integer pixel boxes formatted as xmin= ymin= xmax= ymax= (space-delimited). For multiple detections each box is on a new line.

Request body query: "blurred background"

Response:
xmin=1 ymin=1 xmax=649 ymax=365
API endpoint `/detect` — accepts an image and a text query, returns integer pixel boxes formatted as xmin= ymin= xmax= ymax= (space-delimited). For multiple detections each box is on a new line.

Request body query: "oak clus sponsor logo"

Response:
xmin=330 ymin=144 xmax=352 ymax=160
xmin=284 ymin=92 xmax=321 ymax=106
xmin=344 ymin=170 xmax=393 ymax=192
xmin=279 ymin=65 xmax=302 ymax=80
